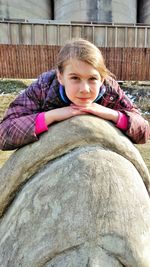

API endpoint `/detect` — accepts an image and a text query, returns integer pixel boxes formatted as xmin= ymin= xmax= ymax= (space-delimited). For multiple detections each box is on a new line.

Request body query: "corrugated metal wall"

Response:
xmin=0 ymin=44 xmax=149 ymax=80
xmin=0 ymin=21 xmax=150 ymax=48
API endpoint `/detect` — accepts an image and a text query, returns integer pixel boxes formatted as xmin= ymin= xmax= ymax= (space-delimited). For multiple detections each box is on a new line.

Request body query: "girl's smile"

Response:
xmin=57 ymin=59 xmax=103 ymax=106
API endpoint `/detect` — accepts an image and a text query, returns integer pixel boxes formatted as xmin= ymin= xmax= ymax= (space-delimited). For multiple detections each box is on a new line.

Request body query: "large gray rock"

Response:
xmin=0 ymin=116 xmax=150 ymax=267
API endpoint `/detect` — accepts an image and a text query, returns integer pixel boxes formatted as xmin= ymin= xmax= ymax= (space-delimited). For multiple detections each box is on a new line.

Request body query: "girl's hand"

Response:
xmin=45 ymin=106 xmax=86 ymax=126
xmin=71 ymin=103 xmax=119 ymax=123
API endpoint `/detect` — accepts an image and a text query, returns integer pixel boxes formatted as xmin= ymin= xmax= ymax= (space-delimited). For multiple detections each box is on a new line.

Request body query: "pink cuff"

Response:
xmin=116 ymin=111 xmax=128 ymax=130
xmin=35 ymin=112 xmax=48 ymax=135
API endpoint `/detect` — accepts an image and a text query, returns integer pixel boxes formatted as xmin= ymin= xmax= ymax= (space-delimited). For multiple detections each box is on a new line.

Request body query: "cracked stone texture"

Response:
xmin=0 ymin=116 xmax=150 ymax=267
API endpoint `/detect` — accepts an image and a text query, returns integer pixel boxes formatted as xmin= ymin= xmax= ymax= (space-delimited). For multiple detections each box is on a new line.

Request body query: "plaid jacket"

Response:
xmin=0 ymin=70 xmax=149 ymax=150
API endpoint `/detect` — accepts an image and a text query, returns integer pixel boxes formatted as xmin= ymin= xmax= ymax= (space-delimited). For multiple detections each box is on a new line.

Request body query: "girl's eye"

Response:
xmin=89 ymin=77 xmax=97 ymax=82
xmin=71 ymin=76 xmax=79 ymax=80
xmin=89 ymin=77 xmax=98 ymax=81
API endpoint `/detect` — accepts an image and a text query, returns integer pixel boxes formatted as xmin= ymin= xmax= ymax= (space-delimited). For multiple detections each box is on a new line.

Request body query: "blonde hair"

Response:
xmin=57 ymin=38 xmax=113 ymax=79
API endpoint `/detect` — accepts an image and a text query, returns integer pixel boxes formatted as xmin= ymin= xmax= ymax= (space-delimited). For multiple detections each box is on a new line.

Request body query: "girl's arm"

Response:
xmin=108 ymin=78 xmax=150 ymax=144
xmin=72 ymin=78 xmax=150 ymax=144
xmin=0 ymin=71 xmax=56 ymax=150
xmin=0 ymin=73 xmax=86 ymax=150
xmin=0 ymin=81 xmax=42 ymax=150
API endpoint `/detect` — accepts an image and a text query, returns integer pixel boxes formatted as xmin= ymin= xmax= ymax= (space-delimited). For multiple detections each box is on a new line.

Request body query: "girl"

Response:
xmin=0 ymin=38 xmax=149 ymax=150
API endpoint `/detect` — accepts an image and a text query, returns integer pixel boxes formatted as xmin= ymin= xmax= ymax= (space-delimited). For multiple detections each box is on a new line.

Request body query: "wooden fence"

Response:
xmin=0 ymin=45 xmax=150 ymax=80
xmin=1 ymin=20 xmax=150 ymax=48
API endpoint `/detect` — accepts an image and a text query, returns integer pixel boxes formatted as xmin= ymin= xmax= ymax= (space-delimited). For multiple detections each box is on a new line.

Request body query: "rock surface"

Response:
xmin=0 ymin=116 xmax=150 ymax=267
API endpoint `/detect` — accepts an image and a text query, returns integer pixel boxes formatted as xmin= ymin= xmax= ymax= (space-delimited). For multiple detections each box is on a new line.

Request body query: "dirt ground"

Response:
xmin=0 ymin=81 xmax=150 ymax=171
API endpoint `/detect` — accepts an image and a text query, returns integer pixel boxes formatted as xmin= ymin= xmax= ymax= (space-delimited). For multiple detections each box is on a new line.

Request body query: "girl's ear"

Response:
xmin=57 ymin=70 xmax=64 ymax=85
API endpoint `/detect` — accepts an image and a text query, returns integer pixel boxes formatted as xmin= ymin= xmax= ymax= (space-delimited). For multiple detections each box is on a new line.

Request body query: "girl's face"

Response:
xmin=57 ymin=59 xmax=103 ymax=106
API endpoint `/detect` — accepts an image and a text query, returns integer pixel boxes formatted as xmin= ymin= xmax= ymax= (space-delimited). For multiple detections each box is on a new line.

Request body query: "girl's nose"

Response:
xmin=79 ymin=81 xmax=90 ymax=93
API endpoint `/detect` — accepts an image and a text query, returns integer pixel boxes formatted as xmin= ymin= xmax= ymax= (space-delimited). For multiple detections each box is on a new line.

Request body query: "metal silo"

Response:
xmin=0 ymin=0 xmax=52 ymax=20
xmin=54 ymin=0 xmax=137 ymax=24
xmin=54 ymin=0 xmax=112 ymax=22
xmin=112 ymin=0 xmax=137 ymax=23
xmin=138 ymin=0 xmax=150 ymax=24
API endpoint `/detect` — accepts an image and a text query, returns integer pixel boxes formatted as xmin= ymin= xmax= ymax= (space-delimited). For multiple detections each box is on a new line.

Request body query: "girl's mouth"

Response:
xmin=77 ymin=97 xmax=90 ymax=101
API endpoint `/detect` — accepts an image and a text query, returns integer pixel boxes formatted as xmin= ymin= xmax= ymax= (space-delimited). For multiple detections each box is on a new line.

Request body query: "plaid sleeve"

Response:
xmin=0 ymin=71 xmax=58 ymax=150
xmin=102 ymin=78 xmax=150 ymax=144
xmin=0 ymin=77 xmax=45 ymax=150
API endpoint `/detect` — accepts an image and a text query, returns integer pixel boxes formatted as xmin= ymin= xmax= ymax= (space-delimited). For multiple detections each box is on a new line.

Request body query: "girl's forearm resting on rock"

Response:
xmin=35 ymin=109 xmax=128 ymax=135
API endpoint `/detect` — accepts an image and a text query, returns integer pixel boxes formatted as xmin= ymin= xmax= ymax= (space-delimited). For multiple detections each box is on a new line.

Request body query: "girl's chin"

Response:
xmin=74 ymin=99 xmax=93 ymax=106
xmin=75 ymin=102 xmax=91 ymax=107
